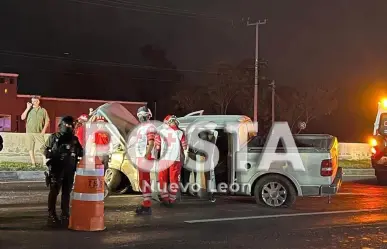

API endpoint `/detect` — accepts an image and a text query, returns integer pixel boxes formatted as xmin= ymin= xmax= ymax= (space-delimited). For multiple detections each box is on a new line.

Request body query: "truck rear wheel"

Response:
xmin=254 ymin=175 xmax=297 ymax=208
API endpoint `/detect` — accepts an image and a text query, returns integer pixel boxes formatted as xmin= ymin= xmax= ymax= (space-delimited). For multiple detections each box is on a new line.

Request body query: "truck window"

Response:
xmin=247 ymin=136 xmax=329 ymax=149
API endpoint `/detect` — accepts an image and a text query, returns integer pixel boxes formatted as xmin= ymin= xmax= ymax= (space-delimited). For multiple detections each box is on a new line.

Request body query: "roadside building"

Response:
xmin=0 ymin=73 xmax=146 ymax=132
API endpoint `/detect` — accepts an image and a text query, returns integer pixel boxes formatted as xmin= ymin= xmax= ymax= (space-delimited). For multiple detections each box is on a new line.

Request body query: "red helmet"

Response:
xmin=77 ymin=114 xmax=88 ymax=122
xmin=164 ymin=115 xmax=179 ymax=125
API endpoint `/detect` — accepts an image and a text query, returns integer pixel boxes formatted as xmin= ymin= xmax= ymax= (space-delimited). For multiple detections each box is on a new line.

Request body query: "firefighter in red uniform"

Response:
xmin=93 ymin=116 xmax=110 ymax=172
xmin=157 ymin=115 xmax=187 ymax=207
xmin=134 ymin=106 xmax=159 ymax=215
xmin=74 ymin=114 xmax=88 ymax=148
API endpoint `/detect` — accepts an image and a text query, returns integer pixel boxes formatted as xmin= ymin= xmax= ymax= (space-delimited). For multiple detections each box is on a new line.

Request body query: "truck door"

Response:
xmin=232 ymin=123 xmax=257 ymax=195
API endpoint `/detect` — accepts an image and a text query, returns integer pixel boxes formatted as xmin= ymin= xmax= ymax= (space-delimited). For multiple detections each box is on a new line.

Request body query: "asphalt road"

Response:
xmin=1 ymin=177 xmax=387 ymax=249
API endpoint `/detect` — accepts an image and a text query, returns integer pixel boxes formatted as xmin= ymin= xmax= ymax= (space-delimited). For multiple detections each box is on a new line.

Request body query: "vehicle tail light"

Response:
xmin=321 ymin=159 xmax=333 ymax=177
xmin=371 ymin=146 xmax=384 ymax=161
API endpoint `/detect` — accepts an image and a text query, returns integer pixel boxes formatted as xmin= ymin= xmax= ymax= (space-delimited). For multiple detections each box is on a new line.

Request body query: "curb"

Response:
xmin=342 ymin=168 xmax=375 ymax=176
xmin=0 ymin=171 xmax=45 ymax=181
xmin=0 ymin=168 xmax=376 ymax=181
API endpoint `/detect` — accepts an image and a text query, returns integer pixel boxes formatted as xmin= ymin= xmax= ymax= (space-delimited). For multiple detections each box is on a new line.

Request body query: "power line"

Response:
xmin=0 ymin=64 xmax=183 ymax=83
xmin=0 ymin=50 xmax=219 ymax=74
xmin=106 ymin=0 xmax=228 ymax=19
xmin=69 ymin=0 xmax=234 ymax=23
xmin=1 ymin=64 xmax=260 ymax=86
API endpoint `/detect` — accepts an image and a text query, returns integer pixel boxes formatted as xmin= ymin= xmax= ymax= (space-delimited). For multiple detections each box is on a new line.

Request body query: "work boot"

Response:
xmin=168 ymin=200 xmax=177 ymax=208
xmin=60 ymin=215 xmax=70 ymax=228
xmin=135 ymin=205 xmax=152 ymax=215
xmin=160 ymin=198 xmax=172 ymax=208
xmin=47 ymin=214 xmax=60 ymax=228
xmin=209 ymin=193 xmax=216 ymax=203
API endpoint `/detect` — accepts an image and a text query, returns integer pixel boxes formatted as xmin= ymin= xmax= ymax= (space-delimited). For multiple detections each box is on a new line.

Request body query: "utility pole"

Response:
xmin=269 ymin=80 xmax=275 ymax=124
xmin=247 ymin=18 xmax=267 ymax=132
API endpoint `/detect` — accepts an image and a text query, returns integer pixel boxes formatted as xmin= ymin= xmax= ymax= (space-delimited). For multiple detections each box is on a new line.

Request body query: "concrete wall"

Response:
xmin=0 ymin=132 xmax=372 ymax=164
xmin=0 ymin=132 xmax=50 ymax=164
xmin=338 ymin=143 xmax=371 ymax=160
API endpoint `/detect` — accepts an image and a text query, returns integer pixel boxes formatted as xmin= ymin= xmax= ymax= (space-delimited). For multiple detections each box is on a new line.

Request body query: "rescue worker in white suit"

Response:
xmin=156 ymin=115 xmax=187 ymax=207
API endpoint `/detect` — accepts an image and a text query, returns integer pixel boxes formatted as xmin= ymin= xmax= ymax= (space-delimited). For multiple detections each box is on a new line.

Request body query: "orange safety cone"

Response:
xmin=69 ymin=156 xmax=105 ymax=231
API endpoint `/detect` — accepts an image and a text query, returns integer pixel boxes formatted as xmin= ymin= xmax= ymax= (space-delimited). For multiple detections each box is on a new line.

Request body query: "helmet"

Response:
xmin=59 ymin=116 xmax=75 ymax=127
xmin=77 ymin=114 xmax=88 ymax=122
xmin=164 ymin=115 xmax=179 ymax=126
xmin=137 ymin=106 xmax=152 ymax=122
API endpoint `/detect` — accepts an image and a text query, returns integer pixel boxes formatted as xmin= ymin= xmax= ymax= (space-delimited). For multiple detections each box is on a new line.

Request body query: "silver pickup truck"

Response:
xmin=93 ymin=103 xmax=343 ymax=208
xmin=177 ymin=114 xmax=343 ymax=208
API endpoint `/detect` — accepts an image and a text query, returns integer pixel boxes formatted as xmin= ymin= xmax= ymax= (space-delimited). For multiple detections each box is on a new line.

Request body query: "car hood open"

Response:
xmin=90 ymin=102 xmax=139 ymax=147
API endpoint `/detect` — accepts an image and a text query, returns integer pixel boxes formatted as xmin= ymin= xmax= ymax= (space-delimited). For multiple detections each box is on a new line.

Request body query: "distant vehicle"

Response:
xmin=370 ymin=99 xmax=387 ymax=184
xmin=92 ymin=103 xmax=342 ymax=208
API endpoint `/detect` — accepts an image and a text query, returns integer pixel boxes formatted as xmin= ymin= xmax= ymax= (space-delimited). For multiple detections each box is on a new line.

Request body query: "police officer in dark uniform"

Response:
xmin=43 ymin=116 xmax=83 ymax=228
xmin=0 ymin=134 xmax=3 ymax=152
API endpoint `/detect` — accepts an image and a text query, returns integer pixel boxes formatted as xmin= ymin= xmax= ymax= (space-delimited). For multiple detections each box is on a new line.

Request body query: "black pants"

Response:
xmin=100 ymin=155 xmax=109 ymax=174
xmin=181 ymin=167 xmax=196 ymax=192
xmin=48 ymin=167 xmax=75 ymax=217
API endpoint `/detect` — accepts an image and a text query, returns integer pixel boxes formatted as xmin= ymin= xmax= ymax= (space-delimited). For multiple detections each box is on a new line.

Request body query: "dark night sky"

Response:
xmin=1 ymin=0 xmax=387 ymax=142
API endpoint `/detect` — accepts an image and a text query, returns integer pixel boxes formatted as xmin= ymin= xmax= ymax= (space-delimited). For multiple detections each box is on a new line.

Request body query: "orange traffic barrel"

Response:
xmin=69 ymin=156 xmax=105 ymax=231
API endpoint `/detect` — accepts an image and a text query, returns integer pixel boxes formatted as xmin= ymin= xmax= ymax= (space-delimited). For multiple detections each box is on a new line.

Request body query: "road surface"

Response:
xmin=1 ymin=178 xmax=387 ymax=249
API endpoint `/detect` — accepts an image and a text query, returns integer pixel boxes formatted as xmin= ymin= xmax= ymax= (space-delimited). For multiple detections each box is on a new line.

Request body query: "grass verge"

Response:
xmin=0 ymin=159 xmax=373 ymax=171
xmin=0 ymin=161 xmax=46 ymax=171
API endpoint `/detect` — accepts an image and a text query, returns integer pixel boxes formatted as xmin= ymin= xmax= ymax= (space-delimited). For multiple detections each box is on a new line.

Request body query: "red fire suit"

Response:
xmin=75 ymin=125 xmax=86 ymax=148
xmin=157 ymin=125 xmax=187 ymax=203
xmin=135 ymin=122 xmax=159 ymax=207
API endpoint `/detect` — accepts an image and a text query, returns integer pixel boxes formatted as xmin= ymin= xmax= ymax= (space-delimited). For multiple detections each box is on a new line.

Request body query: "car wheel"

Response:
xmin=105 ymin=168 xmax=121 ymax=191
xmin=254 ymin=175 xmax=297 ymax=208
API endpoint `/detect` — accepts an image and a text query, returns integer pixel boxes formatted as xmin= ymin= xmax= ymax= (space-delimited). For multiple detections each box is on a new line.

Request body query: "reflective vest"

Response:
xmin=159 ymin=127 xmax=184 ymax=162
xmin=135 ymin=123 xmax=157 ymax=159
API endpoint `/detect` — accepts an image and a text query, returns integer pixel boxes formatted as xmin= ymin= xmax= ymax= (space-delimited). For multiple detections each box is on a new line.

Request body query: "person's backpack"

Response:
xmin=0 ymin=134 xmax=3 ymax=151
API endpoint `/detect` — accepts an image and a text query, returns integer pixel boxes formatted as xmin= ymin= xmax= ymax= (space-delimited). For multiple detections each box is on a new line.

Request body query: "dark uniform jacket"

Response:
xmin=42 ymin=132 xmax=83 ymax=173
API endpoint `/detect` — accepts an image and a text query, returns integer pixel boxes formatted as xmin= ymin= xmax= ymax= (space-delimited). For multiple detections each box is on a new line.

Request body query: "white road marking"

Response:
xmin=184 ymin=209 xmax=382 ymax=224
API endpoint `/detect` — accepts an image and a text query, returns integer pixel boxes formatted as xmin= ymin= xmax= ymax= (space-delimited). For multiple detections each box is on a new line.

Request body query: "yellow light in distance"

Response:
xmin=369 ymin=138 xmax=378 ymax=147
xmin=382 ymin=99 xmax=387 ymax=108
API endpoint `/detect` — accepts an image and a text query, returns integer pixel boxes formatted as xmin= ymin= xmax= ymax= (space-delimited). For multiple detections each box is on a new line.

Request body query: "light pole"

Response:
xmin=269 ymin=80 xmax=275 ymax=124
xmin=247 ymin=19 xmax=267 ymax=132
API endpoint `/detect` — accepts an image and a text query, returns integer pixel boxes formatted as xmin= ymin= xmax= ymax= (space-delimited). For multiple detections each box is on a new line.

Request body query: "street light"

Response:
xmin=247 ymin=18 xmax=267 ymax=132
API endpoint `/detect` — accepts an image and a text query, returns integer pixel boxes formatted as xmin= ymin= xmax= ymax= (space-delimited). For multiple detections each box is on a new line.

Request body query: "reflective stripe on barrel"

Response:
xmin=72 ymin=192 xmax=105 ymax=202
xmin=76 ymin=168 xmax=104 ymax=176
